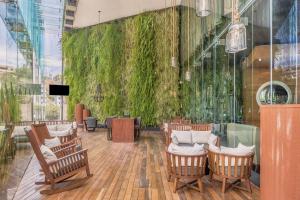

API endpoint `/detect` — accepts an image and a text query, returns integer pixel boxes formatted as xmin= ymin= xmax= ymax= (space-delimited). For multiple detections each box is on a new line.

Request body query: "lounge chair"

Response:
xmin=24 ymin=128 xmax=92 ymax=194
xmin=31 ymin=123 xmax=81 ymax=148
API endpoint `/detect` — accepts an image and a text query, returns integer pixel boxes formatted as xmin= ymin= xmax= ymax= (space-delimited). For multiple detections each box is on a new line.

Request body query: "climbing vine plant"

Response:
xmin=127 ymin=15 xmax=156 ymax=126
xmin=63 ymin=8 xmax=180 ymax=126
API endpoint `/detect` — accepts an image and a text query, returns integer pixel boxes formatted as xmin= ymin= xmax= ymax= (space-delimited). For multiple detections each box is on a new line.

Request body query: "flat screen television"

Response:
xmin=49 ymin=84 xmax=69 ymax=96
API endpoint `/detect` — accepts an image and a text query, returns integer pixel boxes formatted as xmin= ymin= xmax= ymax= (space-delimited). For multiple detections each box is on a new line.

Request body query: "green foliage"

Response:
xmin=0 ymin=83 xmax=20 ymax=124
xmin=127 ymin=15 xmax=156 ymax=125
xmin=63 ymin=9 xmax=180 ymax=126
xmin=15 ymin=67 xmax=32 ymax=80
xmin=45 ymin=104 xmax=60 ymax=120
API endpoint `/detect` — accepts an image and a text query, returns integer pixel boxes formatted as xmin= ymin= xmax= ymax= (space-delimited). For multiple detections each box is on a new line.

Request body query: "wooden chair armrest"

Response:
xmin=56 ymin=149 xmax=88 ymax=162
xmin=49 ymin=149 xmax=88 ymax=166
xmin=52 ymin=144 xmax=77 ymax=158
xmin=50 ymin=140 xmax=76 ymax=152
xmin=48 ymin=149 xmax=89 ymax=177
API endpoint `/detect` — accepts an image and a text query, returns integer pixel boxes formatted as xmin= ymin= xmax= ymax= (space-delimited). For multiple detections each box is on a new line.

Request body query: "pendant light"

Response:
xmin=185 ymin=70 xmax=191 ymax=81
xmin=196 ymin=0 xmax=212 ymax=17
xmin=171 ymin=0 xmax=177 ymax=67
xmin=225 ymin=0 xmax=247 ymax=53
xmin=185 ymin=0 xmax=191 ymax=81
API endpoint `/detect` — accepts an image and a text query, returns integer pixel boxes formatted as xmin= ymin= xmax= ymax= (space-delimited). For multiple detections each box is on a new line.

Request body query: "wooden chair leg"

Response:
xmin=167 ymin=174 xmax=171 ymax=182
xmin=209 ymin=171 xmax=213 ymax=181
xmin=222 ymin=178 xmax=227 ymax=193
xmin=197 ymin=179 xmax=204 ymax=192
xmin=86 ymin=165 xmax=91 ymax=177
xmin=247 ymin=179 xmax=252 ymax=193
xmin=173 ymin=178 xmax=178 ymax=193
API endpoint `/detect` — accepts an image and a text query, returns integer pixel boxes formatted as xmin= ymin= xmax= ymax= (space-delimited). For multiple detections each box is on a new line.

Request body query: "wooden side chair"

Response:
xmin=31 ymin=123 xmax=80 ymax=147
xmin=166 ymin=151 xmax=207 ymax=193
xmin=208 ymin=150 xmax=254 ymax=193
xmin=134 ymin=117 xmax=141 ymax=140
xmin=105 ymin=117 xmax=114 ymax=141
xmin=25 ymin=128 xmax=92 ymax=195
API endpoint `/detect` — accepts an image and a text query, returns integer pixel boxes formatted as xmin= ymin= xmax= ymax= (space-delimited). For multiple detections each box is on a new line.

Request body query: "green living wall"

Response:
xmin=63 ymin=8 xmax=180 ymax=126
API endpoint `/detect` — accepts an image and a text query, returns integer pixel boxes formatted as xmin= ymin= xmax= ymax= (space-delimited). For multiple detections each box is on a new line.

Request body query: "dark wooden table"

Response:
xmin=111 ymin=118 xmax=134 ymax=143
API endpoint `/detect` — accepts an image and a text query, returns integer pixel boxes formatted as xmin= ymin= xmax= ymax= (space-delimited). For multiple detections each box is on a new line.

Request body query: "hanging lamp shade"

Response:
xmin=185 ymin=70 xmax=191 ymax=81
xmin=196 ymin=0 xmax=212 ymax=17
xmin=225 ymin=22 xmax=247 ymax=53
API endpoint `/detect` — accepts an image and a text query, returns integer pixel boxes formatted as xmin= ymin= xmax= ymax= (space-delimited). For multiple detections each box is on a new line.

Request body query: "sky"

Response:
xmin=0 ymin=0 xmax=63 ymax=76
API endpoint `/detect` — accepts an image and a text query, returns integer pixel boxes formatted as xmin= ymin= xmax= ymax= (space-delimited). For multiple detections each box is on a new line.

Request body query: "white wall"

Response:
xmin=73 ymin=0 xmax=182 ymax=28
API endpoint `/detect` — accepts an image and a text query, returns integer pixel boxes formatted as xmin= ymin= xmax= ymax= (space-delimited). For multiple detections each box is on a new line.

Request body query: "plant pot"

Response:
xmin=83 ymin=109 xmax=91 ymax=120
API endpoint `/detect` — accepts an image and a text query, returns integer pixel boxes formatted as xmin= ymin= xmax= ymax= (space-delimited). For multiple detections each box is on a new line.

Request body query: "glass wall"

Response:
xmin=180 ymin=0 xmax=300 ymax=178
xmin=0 ymin=0 xmax=64 ymax=198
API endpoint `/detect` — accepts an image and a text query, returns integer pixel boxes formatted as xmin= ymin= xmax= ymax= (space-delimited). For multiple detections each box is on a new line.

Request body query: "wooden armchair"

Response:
xmin=25 ymin=128 xmax=92 ymax=194
xmin=166 ymin=151 xmax=207 ymax=192
xmin=31 ymin=123 xmax=80 ymax=147
xmin=208 ymin=150 xmax=254 ymax=193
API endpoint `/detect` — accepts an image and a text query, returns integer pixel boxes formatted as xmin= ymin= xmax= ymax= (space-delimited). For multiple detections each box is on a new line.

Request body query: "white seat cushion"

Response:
xmin=237 ymin=143 xmax=255 ymax=153
xmin=40 ymin=145 xmax=57 ymax=163
xmin=44 ymin=137 xmax=61 ymax=148
xmin=168 ymin=143 xmax=205 ymax=156
xmin=191 ymin=130 xmax=211 ymax=144
xmin=209 ymin=143 xmax=221 ymax=153
xmin=171 ymin=130 xmax=192 ymax=144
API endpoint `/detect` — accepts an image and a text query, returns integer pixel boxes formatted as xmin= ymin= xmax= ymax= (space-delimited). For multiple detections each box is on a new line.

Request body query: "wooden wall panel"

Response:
xmin=260 ymin=105 xmax=300 ymax=200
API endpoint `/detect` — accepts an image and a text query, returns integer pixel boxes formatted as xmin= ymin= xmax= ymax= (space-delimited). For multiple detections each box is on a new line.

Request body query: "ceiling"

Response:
xmin=72 ymin=0 xmax=182 ymax=28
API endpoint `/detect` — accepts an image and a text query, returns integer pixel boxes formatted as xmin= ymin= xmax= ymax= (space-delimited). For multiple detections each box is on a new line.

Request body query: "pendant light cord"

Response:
xmin=232 ymin=0 xmax=240 ymax=23
xmin=187 ymin=0 xmax=190 ymax=73
xmin=172 ymin=0 xmax=175 ymax=58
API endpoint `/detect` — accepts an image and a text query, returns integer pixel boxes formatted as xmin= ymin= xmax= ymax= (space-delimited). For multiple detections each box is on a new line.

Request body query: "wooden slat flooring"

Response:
xmin=13 ymin=130 xmax=260 ymax=200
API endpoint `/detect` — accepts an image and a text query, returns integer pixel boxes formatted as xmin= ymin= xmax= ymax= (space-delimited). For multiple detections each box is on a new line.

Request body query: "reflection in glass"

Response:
xmin=225 ymin=22 xmax=247 ymax=53
xmin=256 ymin=81 xmax=292 ymax=105
xmin=196 ymin=0 xmax=211 ymax=17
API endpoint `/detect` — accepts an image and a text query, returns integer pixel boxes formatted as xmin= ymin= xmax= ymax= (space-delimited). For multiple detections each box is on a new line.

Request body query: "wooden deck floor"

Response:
xmin=13 ymin=130 xmax=260 ymax=200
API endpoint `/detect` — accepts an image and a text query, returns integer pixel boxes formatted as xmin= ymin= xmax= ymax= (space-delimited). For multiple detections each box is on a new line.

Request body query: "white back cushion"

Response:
xmin=191 ymin=130 xmax=211 ymax=144
xmin=208 ymin=134 xmax=218 ymax=145
xmin=219 ymin=145 xmax=255 ymax=166
xmin=171 ymin=130 xmax=192 ymax=144
xmin=44 ymin=137 xmax=61 ymax=148
xmin=56 ymin=124 xmax=72 ymax=131
xmin=40 ymin=145 xmax=57 ymax=163
xmin=47 ymin=125 xmax=57 ymax=131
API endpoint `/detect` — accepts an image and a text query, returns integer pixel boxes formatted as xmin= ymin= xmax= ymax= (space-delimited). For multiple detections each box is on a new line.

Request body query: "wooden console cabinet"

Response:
xmin=111 ymin=118 xmax=134 ymax=143
xmin=260 ymin=105 xmax=300 ymax=200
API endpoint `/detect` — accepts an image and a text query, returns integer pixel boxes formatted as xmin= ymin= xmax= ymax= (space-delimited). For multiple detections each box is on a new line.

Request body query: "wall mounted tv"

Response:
xmin=49 ymin=84 xmax=69 ymax=96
